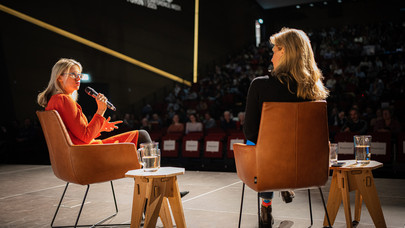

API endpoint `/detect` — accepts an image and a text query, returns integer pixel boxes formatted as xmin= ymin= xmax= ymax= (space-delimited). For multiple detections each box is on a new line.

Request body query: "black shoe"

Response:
xmin=180 ymin=191 xmax=189 ymax=198
xmin=281 ymin=190 xmax=295 ymax=203
xmin=259 ymin=205 xmax=274 ymax=228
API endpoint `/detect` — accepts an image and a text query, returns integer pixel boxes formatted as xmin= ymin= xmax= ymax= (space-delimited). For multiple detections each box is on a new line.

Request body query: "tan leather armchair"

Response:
xmin=37 ymin=110 xmax=140 ymax=228
xmin=233 ymin=101 xmax=331 ymax=227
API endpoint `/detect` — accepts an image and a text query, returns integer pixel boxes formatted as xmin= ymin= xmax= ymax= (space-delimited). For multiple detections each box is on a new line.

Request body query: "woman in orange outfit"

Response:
xmin=37 ymin=58 xmax=151 ymax=146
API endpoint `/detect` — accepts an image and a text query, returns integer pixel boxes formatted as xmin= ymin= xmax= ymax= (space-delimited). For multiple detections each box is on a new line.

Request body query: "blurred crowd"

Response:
xmin=132 ymin=20 xmax=405 ymax=140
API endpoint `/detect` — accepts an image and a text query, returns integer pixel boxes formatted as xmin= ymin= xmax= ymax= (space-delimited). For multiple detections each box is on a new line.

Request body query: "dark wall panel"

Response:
xmin=0 ymin=0 xmax=263 ymax=121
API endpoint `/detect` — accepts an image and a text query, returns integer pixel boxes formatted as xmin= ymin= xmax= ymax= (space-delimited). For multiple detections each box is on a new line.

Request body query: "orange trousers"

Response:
xmin=91 ymin=130 xmax=139 ymax=147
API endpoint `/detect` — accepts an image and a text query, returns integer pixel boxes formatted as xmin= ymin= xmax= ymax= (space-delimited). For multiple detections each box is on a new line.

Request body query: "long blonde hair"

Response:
xmin=270 ymin=28 xmax=328 ymax=100
xmin=37 ymin=58 xmax=82 ymax=108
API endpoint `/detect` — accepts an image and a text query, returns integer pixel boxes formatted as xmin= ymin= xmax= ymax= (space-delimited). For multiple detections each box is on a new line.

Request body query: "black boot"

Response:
xmin=260 ymin=204 xmax=274 ymax=228
xmin=281 ymin=190 xmax=295 ymax=203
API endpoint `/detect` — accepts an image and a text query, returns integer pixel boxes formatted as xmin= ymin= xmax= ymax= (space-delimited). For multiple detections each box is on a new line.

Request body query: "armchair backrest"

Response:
xmin=255 ymin=101 xmax=329 ymax=191
xmin=37 ymin=110 xmax=140 ymax=185
xmin=36 ymin=110 xmax=76 ymax=183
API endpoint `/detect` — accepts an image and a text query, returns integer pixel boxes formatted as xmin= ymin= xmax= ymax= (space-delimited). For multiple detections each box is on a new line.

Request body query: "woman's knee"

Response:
xmin=138 ymin=130 xmax=152 ymax=143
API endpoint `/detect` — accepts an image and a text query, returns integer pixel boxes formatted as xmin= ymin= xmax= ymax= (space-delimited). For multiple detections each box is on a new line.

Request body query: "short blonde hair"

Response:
xmin=37 ymin=58 xmax=82 ymax=108
xmin=270 ymin=28 xmax=328 ymax=100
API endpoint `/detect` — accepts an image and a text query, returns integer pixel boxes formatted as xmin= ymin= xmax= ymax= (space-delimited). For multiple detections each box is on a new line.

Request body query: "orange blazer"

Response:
xmin=46 ymin=94 xmax=105 ymax=145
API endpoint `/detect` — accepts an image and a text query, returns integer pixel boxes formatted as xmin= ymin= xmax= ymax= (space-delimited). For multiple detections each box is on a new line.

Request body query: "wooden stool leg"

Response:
xmin=167 ymin=177 xmax=187 ymax=228
xmin=144 ymin=178 xmax=167 ymax=228
xmin=354 ymin=190 xmax=362 ymax=222
xmin=131 ymin=177 xmax=147 ymax=228
xmin=160 ymin=198 xmax=174 ymax=227
xmin=353 ymin=170 xmax=387 ymax=228
xmin=338 ymin=171 xmax=353 ymax=228
xmin=323 ymin=171 xmax=342 ymax=226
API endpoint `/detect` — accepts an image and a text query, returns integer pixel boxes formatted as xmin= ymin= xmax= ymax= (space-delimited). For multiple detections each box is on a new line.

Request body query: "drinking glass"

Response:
xmin=136 ymin=142 xmax=160 ymax=172
xmin=354 ymin=135 xmax=371 ymax=164
xmin=330 ymin=143 xmax=338 ymax=166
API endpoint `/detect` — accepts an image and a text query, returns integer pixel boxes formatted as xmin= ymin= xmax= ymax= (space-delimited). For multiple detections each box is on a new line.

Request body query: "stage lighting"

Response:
xmin=81 ymin=73 xmax=91 ymax=82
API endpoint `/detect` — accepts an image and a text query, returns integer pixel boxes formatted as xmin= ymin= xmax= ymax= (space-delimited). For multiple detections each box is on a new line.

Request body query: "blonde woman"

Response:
xmin=38 ymin=58 xmax=151 ymax=146
xmin=243 ymin=28 xmax=328 ymax=227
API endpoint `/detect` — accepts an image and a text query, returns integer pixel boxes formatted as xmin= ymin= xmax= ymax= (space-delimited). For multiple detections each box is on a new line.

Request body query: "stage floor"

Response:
xmin=1 ymin=164 xmax=404 ymax=228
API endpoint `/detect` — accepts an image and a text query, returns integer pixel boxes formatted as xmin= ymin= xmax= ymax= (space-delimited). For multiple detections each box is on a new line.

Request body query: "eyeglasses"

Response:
xmin=62 ymin=72 xmax=83 ymax=80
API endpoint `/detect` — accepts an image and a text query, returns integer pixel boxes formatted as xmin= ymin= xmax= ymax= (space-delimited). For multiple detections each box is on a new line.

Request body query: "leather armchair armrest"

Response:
xmin=233 ymin=143 xmax=258 ymax=191
xmin=70 ymin=143 xmax=140 ymax=185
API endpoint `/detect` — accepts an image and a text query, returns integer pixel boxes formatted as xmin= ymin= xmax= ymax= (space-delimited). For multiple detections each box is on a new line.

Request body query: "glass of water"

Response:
xmin=330 ymin=143 xmax=338 ymax=166
xmin=354 ymin=135 xmax=371 ymax=164
xmin=137 ymin=142 xmax=160 ymax=172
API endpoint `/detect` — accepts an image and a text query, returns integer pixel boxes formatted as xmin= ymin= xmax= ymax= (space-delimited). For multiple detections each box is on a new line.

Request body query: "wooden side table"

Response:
xmin=323 ymin=160 xmax=386 ymax=228
xmin=126 ymin=167 xmax=187 ymax=228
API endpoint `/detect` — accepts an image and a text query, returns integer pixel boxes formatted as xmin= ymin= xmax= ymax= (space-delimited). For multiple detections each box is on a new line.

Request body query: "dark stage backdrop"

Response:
xmin=0 ymin=0 xmax=264 ymax=122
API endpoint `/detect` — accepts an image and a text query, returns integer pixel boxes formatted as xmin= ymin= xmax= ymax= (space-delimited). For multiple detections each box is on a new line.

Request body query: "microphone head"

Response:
xmin=85 ymin=87 xmax=97 ymax=96
xmin=268 ymin=64 xmax=274 ymax=73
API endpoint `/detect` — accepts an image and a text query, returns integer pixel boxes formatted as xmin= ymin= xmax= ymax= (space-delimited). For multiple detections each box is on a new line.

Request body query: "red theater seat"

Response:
xmin=203 ymin=132 xmax=226 ymax=158
xmin=149 ymin=130 xmax=163 ymax=144
xmin=161 ymin=133 xmax=183 ymax=157
xmin=182 ymin=132 xmax=204 ymax=158
xmin=227 ymin=131 xmax=245 ymax=158
xmin=334 ymin=132 xmax=356 ymax=160
xmin=370 ymin=132 xmax=392 ymax=163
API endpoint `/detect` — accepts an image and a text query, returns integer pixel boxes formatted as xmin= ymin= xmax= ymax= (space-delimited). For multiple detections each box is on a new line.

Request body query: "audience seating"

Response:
xmin=203 ymin=131 xmax=226 ymax=158
xmin=161 ymin=133 xmax=183 ymax=157
xmin=370 ymin=132 xmax=392 ymax=163
xmin=182 ymin=132 xmax=204 ymax=158
xmin=334 ymin=132 xmax=356 ymax=160
xmin=226 ymin=131 xmax=245 ymax=158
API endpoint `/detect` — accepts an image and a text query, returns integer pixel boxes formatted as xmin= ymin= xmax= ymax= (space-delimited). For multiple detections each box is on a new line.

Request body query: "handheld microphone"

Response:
xmin=85 ymin=86 xmax=116 ymax=111
xmin=268 ymin=64 xmax=274 ymax=73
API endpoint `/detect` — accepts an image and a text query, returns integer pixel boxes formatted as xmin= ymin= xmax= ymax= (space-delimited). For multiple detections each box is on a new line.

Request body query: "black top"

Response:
xmin=243 ymin=75 xmax=309 ymax=143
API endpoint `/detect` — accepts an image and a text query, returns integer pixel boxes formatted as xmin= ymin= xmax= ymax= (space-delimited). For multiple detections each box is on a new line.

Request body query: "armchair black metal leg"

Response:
xmin=91 ymin=181 xmax=120 ymax=227
xmin=51 ymin=182 xmax=70 ymax=228
xmin=238 ymin=183 xmax=245 ymax=228
xmin=51 ymin=182 xmax=130 ymax=228
xmin=308 ymin=189 xmax=313 ymax=228
xmin=319 ymin=187 xmax=332 ymax=228
xmin=257 ymin=193 xmax=260 ymax=227
xmin=74 ymin=185 xmax=90 ymax=227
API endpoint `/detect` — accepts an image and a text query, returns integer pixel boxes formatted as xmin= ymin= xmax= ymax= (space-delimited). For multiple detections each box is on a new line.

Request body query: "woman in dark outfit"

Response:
xmin=243 ymin=28 xmax=329 ymax=227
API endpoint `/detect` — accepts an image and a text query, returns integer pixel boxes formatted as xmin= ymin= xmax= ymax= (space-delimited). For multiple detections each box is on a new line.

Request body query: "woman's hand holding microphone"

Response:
xmin=95 ymin=93 xmax=123 ymax=132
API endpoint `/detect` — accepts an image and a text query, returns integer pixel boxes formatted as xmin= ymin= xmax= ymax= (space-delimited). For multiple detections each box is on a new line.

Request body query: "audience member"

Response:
xmin=123 ymin=113 xmax=135 ymax=129
xmin=374 ymin=108 xmax=402 ymax=137
xmin=370 ymin=108 xmax=383 ymax=130
xmin=341 ymin=108 xmax=368 ymax=134
xmin=140 ymin=117 xmax=151 ymax=132
xmin=220 ymin=111 xmax=236 ymax=131
xmin=167 ymin=114 xmax=184 ymax=134
xmin=149 ymin=113 xmax=163 ymax=130
xmin=203 ymin=112 xmax=216 ymax=130
xmin=185 ymin=114 xmax=203 ymax=134
xmin=236 ymin=112 xmax=245 ymax=131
